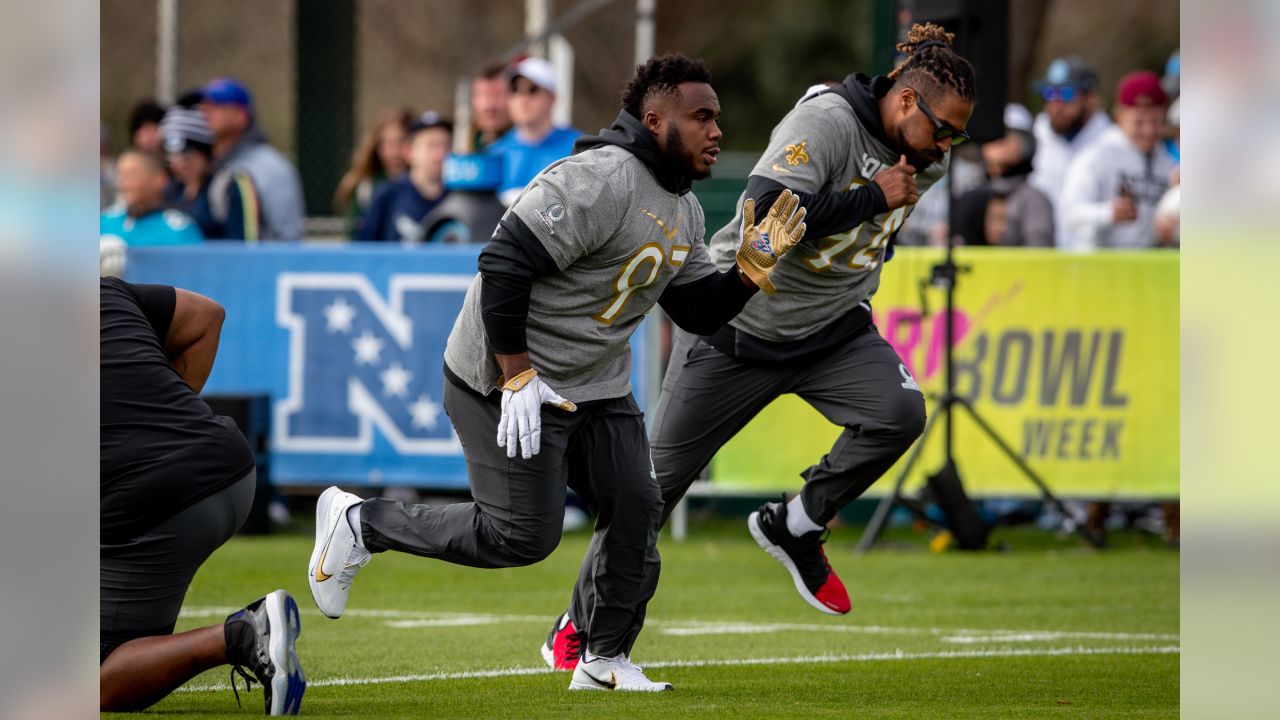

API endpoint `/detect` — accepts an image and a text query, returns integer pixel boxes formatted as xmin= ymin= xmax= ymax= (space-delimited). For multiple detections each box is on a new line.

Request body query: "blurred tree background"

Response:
xmin=101 ymin=0 xmax=1177 ymax=219
xmin=653 ymin=0 xmax=875 ymax=151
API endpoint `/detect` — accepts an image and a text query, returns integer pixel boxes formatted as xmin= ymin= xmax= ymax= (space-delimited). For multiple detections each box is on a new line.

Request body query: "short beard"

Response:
xmin=897 ymin=128 xmax=938 ymax=172
xmin=1051 ymin=107 xmax=1088 ymax=137
xmin=664 ymin=124 xmax=710 ymax=181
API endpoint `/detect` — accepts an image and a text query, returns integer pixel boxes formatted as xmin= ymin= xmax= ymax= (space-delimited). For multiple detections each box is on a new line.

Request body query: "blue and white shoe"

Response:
xmin=225 ymin=589 xmax=305 ymax=715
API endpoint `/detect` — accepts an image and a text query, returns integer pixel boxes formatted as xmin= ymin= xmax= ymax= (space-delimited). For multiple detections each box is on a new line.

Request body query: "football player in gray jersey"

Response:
xmin=306 ymin=54 xmax=807 ymax=692
xmin=543 ymin=23 xmax=977 ymax=669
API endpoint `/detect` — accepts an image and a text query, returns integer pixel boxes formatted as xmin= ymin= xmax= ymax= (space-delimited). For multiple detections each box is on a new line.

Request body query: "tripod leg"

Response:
xmin=952 ymin=399 xmax=1105 ymax=548
xmin=855 ymin=405 xmax=942 ymax=554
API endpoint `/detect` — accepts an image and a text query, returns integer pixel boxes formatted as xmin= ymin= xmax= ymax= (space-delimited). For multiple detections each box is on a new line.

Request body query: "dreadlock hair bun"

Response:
xmin=888 ymin=22 xmax=976 ymax=102
xmin=894 ymin=22 xmax=955 ymax=59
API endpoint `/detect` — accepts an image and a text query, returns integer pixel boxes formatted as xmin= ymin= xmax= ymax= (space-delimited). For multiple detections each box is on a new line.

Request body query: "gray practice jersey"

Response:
xmin=446 ymin=145 xmax=718 ymax=402
xmin=708 ymin=91 xmax=947 ymax=342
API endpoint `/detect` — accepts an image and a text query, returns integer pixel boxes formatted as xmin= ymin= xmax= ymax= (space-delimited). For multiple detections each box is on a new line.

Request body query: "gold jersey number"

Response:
xmin=803 ymin=206 xmax=907 ymax=273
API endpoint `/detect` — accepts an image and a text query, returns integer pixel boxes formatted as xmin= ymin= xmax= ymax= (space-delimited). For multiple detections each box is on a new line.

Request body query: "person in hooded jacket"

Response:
xmin=161 ymin=94 xmax=261 ymax=242
xmin=303 ymin=54 xmax=809 ymax=693
xmin=200 ymin=77 xmax=304 ymax=241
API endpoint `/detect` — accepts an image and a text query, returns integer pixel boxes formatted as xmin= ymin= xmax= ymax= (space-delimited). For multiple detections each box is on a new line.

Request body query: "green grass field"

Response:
xmin=112 ymin=520 xmax=1178 ymax=719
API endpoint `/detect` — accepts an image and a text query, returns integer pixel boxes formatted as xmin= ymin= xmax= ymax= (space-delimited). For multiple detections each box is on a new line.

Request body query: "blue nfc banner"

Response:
xmin=125 ymin=245 xmax=652 ymax=488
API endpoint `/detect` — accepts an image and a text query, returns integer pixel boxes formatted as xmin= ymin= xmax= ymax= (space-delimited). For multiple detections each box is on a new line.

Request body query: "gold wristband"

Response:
xmin=501 ymin=368 xmax=538 ymax=392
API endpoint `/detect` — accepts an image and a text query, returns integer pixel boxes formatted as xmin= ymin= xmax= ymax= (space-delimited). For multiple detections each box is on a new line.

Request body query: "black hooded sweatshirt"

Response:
xmin=741 ymin=73 xmax=896 ymax=238
xmin=474 ymin=110 xmax=755 ymax=359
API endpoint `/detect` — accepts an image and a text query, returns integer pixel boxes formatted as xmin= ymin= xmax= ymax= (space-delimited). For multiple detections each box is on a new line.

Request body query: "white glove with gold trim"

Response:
xmin=497 ymin=369 xmax=577 ymax=459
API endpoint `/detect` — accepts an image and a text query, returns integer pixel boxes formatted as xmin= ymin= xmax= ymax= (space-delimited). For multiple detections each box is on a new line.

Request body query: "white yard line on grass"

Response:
xmin=385 ymin=617 xmax=504 ymax=628
xmin=179 ymin=606 xmax=1179 ymax=643
xmin=176 ymin=644 xmax=1180 ymax=692
xmin=179 ymin=606 xmax=550 ymax=623
xmin=939 ymin=631 xmax=1179 ymax=643
xmin=658 ymin=623 xmax=1178 ymax=642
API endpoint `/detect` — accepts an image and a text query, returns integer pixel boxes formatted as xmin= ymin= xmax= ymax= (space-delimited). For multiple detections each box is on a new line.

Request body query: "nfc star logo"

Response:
xmin=275 ymin=273 xmax=471 ymax=455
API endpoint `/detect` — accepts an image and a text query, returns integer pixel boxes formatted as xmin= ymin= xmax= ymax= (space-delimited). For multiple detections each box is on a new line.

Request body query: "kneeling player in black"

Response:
xmin=100 ymin=278 xmax=304 ymax=715
xmin=307 ymin=54 xmax=807 ymax=692
xmin=543 ymin=23 xmax=977 ymax=670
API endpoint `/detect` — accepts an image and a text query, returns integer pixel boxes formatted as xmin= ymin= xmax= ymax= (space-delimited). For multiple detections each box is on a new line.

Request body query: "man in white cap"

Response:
xmin=486 ymin=57 xmax=582 ymax=206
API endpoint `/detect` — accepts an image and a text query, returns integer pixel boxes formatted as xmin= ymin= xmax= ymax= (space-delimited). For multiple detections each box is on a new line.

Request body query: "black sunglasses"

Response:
xmin=910 ymin=89 xmax=970 ymax=147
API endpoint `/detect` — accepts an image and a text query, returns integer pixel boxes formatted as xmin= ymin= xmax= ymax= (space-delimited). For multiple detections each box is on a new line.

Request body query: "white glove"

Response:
xmin=497 ymin=369 xmax=577 ymax=459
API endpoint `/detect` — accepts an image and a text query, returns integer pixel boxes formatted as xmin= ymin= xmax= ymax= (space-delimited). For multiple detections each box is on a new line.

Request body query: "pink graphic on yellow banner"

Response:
xmin=711 ymin=248 xmax=1179 ymax=499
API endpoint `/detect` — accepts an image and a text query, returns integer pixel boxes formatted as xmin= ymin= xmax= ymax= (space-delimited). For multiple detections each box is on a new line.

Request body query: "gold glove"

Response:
xmin=735 ymin=189 xmax=807 ymax=295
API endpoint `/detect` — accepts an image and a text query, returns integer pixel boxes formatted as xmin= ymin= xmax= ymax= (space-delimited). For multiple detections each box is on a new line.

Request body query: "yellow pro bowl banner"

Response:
xmin=711 ymin=247 xmax=1179 ymax=499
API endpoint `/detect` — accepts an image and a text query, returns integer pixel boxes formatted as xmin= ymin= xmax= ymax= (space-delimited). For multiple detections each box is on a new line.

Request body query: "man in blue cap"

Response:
xmin=357 ymin=111 xmax=453 ymax=243
xmin=1027 ymin=57 xmax=1113 ymax=248
xmin=200 ymin=77 xmax=305 ymax=241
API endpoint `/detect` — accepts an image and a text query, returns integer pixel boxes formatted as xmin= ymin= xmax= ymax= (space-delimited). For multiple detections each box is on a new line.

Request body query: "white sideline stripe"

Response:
xmin=386 ymin=617 xmax=503 ymax=628
xmin=657 ymin=621 xmax=1178 ymax=641
xmin=177 ymin=645 xmax=1179 ymax=693
xmin=661 ymin=625 xmax=1178 ymax=643
xmin=941 ymin=632 xmax=1179 ymax=644
xmin=179 ymin=606 xmax=1178 ymax=643
xmin=179 ymin=606 xmax=548 ymax=623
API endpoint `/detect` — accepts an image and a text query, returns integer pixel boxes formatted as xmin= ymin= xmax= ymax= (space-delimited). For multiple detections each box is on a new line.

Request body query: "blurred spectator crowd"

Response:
xmin=102 ymin=51 xmax=1178 ymax=253
xmin=898 ymin=50 xmax=1180 ymax=251
xmin=101 ymin=55 xmax=582 ymax=253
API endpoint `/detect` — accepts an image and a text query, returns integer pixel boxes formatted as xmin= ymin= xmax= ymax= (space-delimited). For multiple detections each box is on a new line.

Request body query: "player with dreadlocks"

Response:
xmin=541 ymin=23 xmax=976 ymax=671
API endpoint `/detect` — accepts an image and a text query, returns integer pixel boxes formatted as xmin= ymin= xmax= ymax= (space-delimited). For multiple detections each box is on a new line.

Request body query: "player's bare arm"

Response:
xmin=165 ymin=288 xmax=225 ymax=394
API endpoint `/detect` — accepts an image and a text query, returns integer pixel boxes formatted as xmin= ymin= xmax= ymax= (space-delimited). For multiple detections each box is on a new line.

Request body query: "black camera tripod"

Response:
xmin=854 ymin=235 xmax=1104 ymax=553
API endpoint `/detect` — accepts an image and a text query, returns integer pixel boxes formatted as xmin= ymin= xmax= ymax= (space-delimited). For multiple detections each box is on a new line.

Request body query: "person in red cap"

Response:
xmin=1059 ymin=70 xmax=1177 ymax=250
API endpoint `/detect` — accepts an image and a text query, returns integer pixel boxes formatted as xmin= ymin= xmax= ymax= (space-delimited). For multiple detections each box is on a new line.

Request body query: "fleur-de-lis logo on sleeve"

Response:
xmin=784 ymin=140 xmax=810 ymax=166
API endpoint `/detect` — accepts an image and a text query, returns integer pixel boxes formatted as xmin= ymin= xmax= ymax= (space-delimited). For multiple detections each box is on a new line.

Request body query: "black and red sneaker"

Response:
xmin=748 ymin=499 xmax=851 ymax=615
xmin=539 ymin=612 xmax=583 ymax=671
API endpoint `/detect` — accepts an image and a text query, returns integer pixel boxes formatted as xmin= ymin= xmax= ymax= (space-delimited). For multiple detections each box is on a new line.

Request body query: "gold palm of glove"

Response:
xmin=735 ymin=189 xmax=808 ymax=295
xmin=500 ymin=369 xmax=577 ymax=411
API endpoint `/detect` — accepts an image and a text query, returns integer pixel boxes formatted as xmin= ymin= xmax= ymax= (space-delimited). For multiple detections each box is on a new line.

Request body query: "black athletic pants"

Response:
xmin=100 ymin=469 xmax=256 ymax=662
xmin=360 ymin=375 xmax=662 ymax=658
xmin=569 ymin=326 xmax=925 ymax=653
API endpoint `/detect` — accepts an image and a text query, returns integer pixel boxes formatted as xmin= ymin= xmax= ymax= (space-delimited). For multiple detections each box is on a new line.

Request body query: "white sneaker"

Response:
xmin=568 ymin=650 xmax=672 ymax=692
xmin=307 ymin=487 xmax=370 ymax=619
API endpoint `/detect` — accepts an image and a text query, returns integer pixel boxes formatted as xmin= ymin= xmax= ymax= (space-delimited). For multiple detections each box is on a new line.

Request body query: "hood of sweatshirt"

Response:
xmin=573 ymin=110 xmax=694 ymax=196
xmin=828 ymin=72 xmax=898 ymax=152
